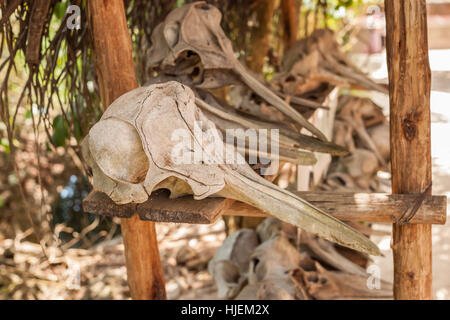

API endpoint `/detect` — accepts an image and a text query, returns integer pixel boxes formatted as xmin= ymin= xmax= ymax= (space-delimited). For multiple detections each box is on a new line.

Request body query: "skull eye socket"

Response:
xmin=186 ymin=50 xmax=196 ymax=57
xmin=285 ymin=75 xmax=296 ymax=82
xmin=191 ymin=66 xmax=203 ymax=83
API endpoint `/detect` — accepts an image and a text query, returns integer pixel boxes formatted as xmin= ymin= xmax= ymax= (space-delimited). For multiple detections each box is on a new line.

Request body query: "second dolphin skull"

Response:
xmin=147 ymin=1 xmax=327 ymax=141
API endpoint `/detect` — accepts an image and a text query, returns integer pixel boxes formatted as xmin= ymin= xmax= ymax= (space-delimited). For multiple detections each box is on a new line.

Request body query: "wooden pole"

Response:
xmin=247 ymin=0 xmax=276 ymax=73
xmin=384 ymin=0 xmax=432 ymax=299
xmin=88 ymin=0 xmax=166 ymax=299
xmin=280 ymin=0 xmax=298 ymax=50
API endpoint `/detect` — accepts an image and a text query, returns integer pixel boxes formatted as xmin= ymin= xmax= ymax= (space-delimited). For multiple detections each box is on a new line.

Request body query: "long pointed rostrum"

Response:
xmin=217 ymin=165 xmax=381 ymax=256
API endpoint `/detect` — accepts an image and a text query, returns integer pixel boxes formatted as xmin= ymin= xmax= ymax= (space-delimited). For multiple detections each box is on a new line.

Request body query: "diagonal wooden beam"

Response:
xmin=87 ymin=0 xmax=166 ymax=300
xmin=385 ymin=0 xmax=433 ymax=300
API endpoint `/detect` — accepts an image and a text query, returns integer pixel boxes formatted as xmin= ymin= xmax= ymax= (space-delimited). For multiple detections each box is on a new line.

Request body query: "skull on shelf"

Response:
xmin=82 ymin=81 xmax=380 ymax=256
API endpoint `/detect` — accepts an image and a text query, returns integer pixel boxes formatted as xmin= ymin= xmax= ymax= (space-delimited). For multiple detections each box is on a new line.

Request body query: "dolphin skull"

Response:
xmin=82 ymin=81 xmax=380 ymax=256
xmin=147 ymin=1 xmax=327 ymax=141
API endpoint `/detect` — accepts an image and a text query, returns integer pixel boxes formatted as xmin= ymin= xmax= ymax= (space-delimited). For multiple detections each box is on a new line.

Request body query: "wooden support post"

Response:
xmin=88 ymin=0 xmax=166 ymax=299
xmin=281 ymin=0 xmax=299 ymax=50
xmin=247 ymin=0 xmax=276 ymax=73
xmin=385 ymin=0 xmax=432 ymax=299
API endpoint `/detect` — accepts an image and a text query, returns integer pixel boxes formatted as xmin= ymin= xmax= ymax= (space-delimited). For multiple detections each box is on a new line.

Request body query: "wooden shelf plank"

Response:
xmin=83 ymin=190 xmax=447 ymax=225
xmin=83 ymin=190 xmax=235 ymax=224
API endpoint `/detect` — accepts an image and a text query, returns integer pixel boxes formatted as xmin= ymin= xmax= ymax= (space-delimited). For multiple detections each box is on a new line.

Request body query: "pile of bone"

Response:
xmin=272 ymin=28 xmax=388 ymax=101
xmin=146 ymin=2 xmax=332 ymax=146
xmin=316 ymin=95 xmax=391 ymax=193
xmin=208 ymin=218 xmax=392 ymax=300
xmin=145 ymin=2 xmax=387 ymax=173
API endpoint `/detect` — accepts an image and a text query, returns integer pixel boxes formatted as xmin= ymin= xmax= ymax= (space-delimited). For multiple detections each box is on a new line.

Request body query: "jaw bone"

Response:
xmin=147 ymin=1 xmax=327 ymax=141
xmin=83 ymin=81 xmax=380 ymax=256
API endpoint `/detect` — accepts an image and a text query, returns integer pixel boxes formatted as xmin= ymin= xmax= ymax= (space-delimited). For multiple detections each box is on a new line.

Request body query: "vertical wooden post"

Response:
xmin=247 ymin=0 xmax=276 ymax=73
xmin=88 ymin=0 xmax=166 ymax=300
xmin=280 ymin=0 xmax=298 ymax=50
xmin=384 ymin=0 xmax=432 ymax=299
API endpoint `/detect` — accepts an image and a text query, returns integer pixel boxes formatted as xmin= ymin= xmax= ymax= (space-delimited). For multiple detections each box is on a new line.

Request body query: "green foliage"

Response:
xmin=54 ymin=1 xmax=69 ymax=20
xmin=51 ymin=115 xmax=70 ymax=147
xmin=175 ymin=0 xmax=185 ymax=8
xmin=51 ymin=111 xmax=84 ymax=147
xmin=1 ymin=138 xmax=10 ymax=153
xmin=0 ymin=137 xmax=19 ymax=154
xmin=336 ymin=0 xmax=357 ymax=8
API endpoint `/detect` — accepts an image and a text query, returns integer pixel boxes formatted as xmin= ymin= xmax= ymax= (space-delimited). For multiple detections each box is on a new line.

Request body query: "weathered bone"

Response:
xmin=247 ymin=236 xmax=301 ymax=298
xmin=280 ymin=29 xmax=388 ymax=95
xmin=82 ymin=81 xmax=380 ymax=256
xmin=196 ymin=97 xmax=319 ymax=166
xmin=144 ymin=66 xmax=349 ymax=163
xmin=208 ymin=229 xmax=259 ymax=299
xmin=196 ymin=92 xmax=349 ymax=156
xmin=297 ymin=231 xmax=367 ymax=276
xmin=147 ymin=1 xmax=327 ymax=141
xmin=291 ymin=262 xmax=392 ymax=300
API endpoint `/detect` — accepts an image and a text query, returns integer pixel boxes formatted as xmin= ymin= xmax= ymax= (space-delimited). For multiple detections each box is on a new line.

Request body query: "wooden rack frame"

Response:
xmin=84 ymin=190 xmax=446 ymax=226
xmin=85 ymin=0 xmax=447 ymax=300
